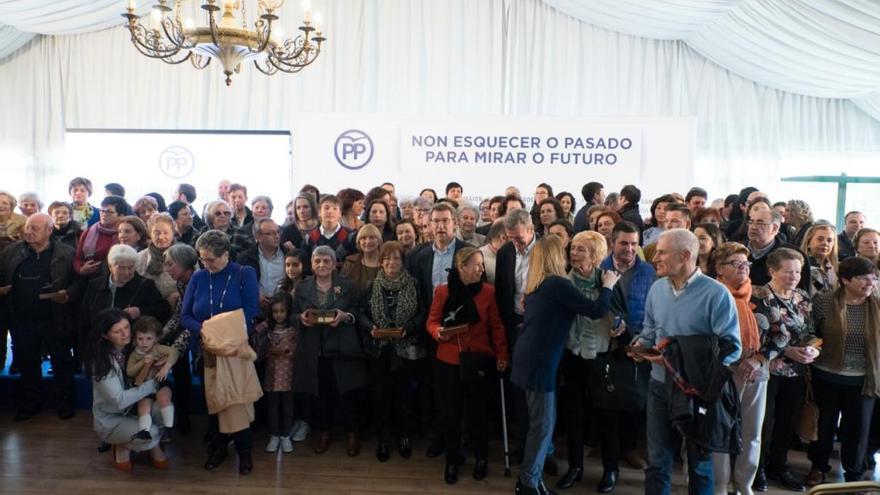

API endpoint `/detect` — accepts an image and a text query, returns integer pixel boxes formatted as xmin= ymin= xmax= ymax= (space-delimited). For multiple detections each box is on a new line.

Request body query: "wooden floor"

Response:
xmin=0 ymin=408 xmax=875 ymax=494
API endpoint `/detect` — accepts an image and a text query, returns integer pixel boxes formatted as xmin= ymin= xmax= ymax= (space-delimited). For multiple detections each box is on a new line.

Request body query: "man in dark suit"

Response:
xmin=495 ymin=208 xmax=556 ymax=470
xmin=838 ymin=211 xmax=865 ymax=260
xmin=407 ymin=202 xmax=472 ymax=458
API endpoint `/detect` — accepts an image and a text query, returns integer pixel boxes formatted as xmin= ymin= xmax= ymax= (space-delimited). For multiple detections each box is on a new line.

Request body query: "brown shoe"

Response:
xmin=624 ymin=451 xmax=647 ymax=470
xmin=346 ymin=432 xmax=361 ymax=457
xmin=805 ymin=469 xmax=825 ymax=487
xmin=313 ymin=431 xmax=330 ymax=454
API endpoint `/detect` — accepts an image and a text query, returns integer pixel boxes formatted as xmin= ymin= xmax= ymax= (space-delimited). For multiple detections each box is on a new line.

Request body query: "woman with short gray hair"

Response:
xmin=251 ymin=195 xmax=274 ymax=219
xmin=293 ymin=244 xmax=367 ymax=457
xmin=159 ymin=243 xmax=200 ymax=436
xmin=80 ymin=244 xmax=171 ymax=358
xmin=181 ymin=228 xmax=261 ymax=475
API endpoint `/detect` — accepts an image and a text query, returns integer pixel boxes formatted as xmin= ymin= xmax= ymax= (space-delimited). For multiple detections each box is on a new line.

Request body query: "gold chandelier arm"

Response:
xmin=250 ymin=17 xmax=273 ymax=55
xmin=192 ymin=54 xmax=211 ymax=70
xmin=253 ymin=58 xmax=277 ymax=75
xmin=160 ymin=17 xmax=196 ymax=50
xmin=126 ymin=23 xmax=183 ymax=59
xmin=160 ymin=51 xmax=194 ymax=65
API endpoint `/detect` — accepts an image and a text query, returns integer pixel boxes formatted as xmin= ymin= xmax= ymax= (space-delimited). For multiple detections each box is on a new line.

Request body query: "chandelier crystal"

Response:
xmin=122 ymin=0 xmax=326 ymax=86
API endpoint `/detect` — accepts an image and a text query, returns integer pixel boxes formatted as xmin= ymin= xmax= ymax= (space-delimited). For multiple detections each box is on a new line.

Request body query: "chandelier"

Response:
xmin=122 ymin=0 xmax=326 ymax=86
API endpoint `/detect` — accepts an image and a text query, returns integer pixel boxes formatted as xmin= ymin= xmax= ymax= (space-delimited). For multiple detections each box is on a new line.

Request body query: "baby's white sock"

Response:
xmin=160 ymin=404 xmax=175 ymax=428
xmin=138 ymin=414 xmax=152 ymax=432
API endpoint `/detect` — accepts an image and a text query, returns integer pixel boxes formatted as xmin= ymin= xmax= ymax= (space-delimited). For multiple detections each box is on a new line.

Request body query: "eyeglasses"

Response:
xmin=747 ymin=220 xmax=773 ymax=228
xmin=855 ymin=275 xmax=879 ymax=284
xmin=214 ymin=211 xmax=232 ymax=217
xmin=99 ymin=209 xmax=117 ymax=215
xmin=721 ymin=260 xmax=752 ymax=270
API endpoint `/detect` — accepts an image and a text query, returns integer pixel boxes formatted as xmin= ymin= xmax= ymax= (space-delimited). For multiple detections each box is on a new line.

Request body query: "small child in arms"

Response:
xmin=126 ymin=316 xmax=178 ymax=440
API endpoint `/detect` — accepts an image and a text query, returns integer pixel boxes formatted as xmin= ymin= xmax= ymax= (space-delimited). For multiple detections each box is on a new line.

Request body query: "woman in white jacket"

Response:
xmin=87 ymin=308 xmax=171 ymax=471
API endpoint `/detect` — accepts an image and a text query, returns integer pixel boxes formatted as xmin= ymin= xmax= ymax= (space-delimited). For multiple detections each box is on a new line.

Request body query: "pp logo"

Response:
xmin=158 ymin=146 xmax=195 ymax=178
xmin=334 ymin=129 xmax=374 ymax=170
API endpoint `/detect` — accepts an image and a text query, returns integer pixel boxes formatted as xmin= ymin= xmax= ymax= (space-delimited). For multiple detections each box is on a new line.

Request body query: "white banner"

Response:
xmin=291 ymin=114 xmax=696 ymax=205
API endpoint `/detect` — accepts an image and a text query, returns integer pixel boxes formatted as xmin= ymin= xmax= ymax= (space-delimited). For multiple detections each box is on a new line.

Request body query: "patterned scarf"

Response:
xmin=369 ymin=270 xmax=418 ymax=329
xmin=146 ymin=243 xmax=167 ymax=276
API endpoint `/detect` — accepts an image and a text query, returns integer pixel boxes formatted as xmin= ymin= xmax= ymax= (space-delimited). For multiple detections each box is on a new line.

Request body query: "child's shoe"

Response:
xmin=266 ymin=435 xmax=280 ymax=453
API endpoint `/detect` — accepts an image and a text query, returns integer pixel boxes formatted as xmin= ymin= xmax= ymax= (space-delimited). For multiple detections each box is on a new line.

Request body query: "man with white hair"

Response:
xmin=629 ymin=228 xmax=741 ymax=495
xmin=0 ymin=213 xmax=78 ymax=421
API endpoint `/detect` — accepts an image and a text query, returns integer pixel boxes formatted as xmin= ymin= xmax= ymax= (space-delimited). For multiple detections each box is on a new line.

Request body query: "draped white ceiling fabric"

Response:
xmin=544 ymin=0 xmax=880 ymax=119
xmin=0 ymin=0 xmax=878 ymax=201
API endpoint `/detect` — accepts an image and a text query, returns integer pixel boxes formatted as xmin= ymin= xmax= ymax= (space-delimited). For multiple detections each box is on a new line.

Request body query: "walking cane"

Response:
xmin=499 ymin=376 xmax=512 ymax=477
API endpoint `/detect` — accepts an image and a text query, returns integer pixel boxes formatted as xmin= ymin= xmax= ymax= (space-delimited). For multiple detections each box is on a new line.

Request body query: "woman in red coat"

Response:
xmin=427 ymin=246 xmax=509 ymax=485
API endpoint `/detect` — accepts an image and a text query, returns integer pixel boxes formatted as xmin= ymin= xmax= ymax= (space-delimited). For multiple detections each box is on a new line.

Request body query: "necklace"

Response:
xmin=208 ymin=270 xmax=233 ymax=317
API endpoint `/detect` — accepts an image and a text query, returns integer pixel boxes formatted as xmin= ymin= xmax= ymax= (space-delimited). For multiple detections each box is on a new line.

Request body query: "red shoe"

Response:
xmin=111 ymin=445 xmax=132 ymax=472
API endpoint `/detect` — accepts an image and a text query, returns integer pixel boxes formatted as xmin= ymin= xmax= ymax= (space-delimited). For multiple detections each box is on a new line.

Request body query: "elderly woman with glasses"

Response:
xmin=750 ymin=247 xmax=815 ymax=492
xmin=292 ymin=245 xmax=368 ymax=457
xmin=806 ymin=256 xmax=880 ymax=486
xmin=181 ymin=229 xmax=261 ymax=475
xmin=710 ymin=242 xmax=768 ymax=495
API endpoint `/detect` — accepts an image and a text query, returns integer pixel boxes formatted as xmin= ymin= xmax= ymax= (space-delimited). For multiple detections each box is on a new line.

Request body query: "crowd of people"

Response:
xmin=1 ymin=176 xmax=878 ymax=495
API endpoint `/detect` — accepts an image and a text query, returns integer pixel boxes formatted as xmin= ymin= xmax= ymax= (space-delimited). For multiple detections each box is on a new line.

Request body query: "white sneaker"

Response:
xmin=280 ymin=436 xmax=294 ymax=454
xmin=266 ymin=435 xmax=280 ymax=453
xmin=290 ymin=420 xmax=311 ymax=442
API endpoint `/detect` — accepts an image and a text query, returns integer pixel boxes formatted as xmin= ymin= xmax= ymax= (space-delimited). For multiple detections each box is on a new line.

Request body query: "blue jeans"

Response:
xmin=646 ymin=379 xmax=713 ymax=495
xmin=518 ymin=389 xmax=556 ymax=488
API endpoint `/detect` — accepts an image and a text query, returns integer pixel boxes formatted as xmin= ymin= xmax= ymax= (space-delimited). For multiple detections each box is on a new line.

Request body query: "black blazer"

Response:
xmin=494 ymin=241 xmax=519 ymax=337
xmin=406 ymin=239 xmax=472 ymax=312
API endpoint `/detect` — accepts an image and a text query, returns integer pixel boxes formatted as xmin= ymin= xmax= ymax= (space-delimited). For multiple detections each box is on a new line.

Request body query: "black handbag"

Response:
xmin=250 ymin=329 xmax=270 ymax=363
xmin=587 ymin=338 xmax=650 ymax=412
xmin=459 ymin=352 xmax=495 ymax=381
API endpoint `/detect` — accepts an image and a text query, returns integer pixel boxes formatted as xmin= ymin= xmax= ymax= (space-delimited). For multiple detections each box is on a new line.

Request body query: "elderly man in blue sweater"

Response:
xmin=629 ymin=229 xmax=741 ymax=495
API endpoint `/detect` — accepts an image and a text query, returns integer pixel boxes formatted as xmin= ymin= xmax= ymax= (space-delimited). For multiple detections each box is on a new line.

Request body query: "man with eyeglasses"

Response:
xmin=237 ymin=218 xmax=287 ymax=309
xmin=746 ymin=209 xmax=811 ymax=292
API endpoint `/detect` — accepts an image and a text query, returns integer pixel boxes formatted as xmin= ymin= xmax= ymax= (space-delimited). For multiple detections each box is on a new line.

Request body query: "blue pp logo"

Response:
xmin=334 ymin=129 xmax=374 ymax=170
xmin=158 ymin=146 xmax=195 ymax=178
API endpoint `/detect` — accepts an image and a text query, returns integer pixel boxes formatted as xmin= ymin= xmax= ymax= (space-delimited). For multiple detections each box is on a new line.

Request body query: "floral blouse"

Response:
xmin=751 ymin=284 xmax=815 ymax=378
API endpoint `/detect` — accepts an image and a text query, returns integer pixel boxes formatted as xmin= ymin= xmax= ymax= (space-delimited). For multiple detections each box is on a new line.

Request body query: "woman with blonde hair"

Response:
xmin=511 ymin=235 xmax=620 ymax=494
xmin=342 ymin=224 xmax=383 ymax=293
xmin=426 ymin=246 xmax=508 ymax=484
xmin=558 ymin=231 xmax=629 ymax=491
xmin=801 ymin=223 xmax=839 ymax=296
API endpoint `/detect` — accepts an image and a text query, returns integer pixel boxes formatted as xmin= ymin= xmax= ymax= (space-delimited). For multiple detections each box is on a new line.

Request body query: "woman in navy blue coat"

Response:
xmin=512 ymin=235 xmax=620 ymax=495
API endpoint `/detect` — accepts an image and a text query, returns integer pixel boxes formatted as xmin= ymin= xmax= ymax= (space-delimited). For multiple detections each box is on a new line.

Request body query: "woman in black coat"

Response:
xmin=80 ymin=244 xmax=171 ymax=343
xmin=292 ymin=245 xmax=368 ymax=457
xmin=357 ymin=241 xmax=426 ymax=462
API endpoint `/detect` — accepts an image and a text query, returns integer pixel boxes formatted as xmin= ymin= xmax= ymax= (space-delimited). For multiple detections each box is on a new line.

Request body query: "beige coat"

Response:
xmin=201 ymin=309 xmax=263 ymax=433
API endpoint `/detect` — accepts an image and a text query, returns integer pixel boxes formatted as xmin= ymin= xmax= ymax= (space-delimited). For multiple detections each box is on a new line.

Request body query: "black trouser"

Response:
xmin=370 ymin=348 xmax=420 ymax=441
xmin=314 ymin=357 xmax=359 ymax=432
xmin=208 ymin=414 xmax=252 ymax=456
xmin=267 ymin=391 xmax=294 ymax=437
xmin=809 ymin=375 xmax=875 ymax=480
xmin=436 ymin=358 xmax=491 ymax=464
xmin=560 ymin=350 xmax=635 ymax=471
xmin=760 ymin=374 xmax=805 ymax=473
xmin=506 ymin=316 xmax=530 ymax=453
xmin=170 ymin=348 xmax=192 ymax=426
xmin=10 ymin=318 xmax=75 ymax=410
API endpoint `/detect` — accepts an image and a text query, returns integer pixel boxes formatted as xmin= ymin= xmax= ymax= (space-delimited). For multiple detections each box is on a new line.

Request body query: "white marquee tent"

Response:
xmin=1 ymin=0 xmax=879 ymax=219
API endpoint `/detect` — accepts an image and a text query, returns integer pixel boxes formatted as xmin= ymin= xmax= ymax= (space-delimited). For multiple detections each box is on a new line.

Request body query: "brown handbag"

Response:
xmin=796 ymin=370 xmax=819 ymax=442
